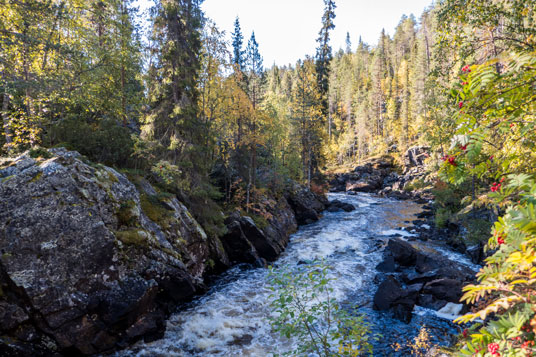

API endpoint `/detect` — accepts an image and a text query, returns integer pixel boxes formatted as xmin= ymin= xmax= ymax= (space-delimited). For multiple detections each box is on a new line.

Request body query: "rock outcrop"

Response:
xmin=0 ymin=148 xmax=326 ymax=355
xmin=328 ymin=147 xmax=434 ymax=202
xmin=285 ymin=183 xmax=328 ymax=225
xmin=373 ymin=237 xmax=475 ymax=322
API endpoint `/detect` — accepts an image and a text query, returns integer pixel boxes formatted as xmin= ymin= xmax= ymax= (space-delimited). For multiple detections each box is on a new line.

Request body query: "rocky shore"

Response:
xmin=0 ymin=148 xmax=327 ymax=356
xmin=327 ymin=146 xmax=484 ymax=324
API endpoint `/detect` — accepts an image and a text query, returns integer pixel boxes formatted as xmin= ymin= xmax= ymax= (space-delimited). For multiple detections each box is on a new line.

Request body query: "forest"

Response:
xmin=1 ymin=0 xmax=536 ymax=356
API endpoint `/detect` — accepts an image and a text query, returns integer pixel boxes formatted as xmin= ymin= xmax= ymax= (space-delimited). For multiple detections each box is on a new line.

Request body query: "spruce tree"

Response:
xmin=243 ymin=31 xmax=264 ymax=210
xmin=143 ymin=0 xmax=205 ymax=178
xmin=315 ymin=0 xmax=336 ymax=116
xmin=231 ymin=16 xmax=245 ymax=71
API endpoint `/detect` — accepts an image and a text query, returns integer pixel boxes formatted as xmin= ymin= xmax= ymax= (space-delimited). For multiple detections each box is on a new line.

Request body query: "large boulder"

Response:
xmin=220 ymin=210 xmax=291 ymax=264
xmin=373 ymin=276 xmax=420 ymax=323
xmin=0 ymin=149 xmax=228 ymax=355
xmin=388 ymin=238 xmax=417 ymax=266
xmin=285 ymin=183 xmax=327 ymax=225
xmin=423 ymin=279 xmax=463 ymax=303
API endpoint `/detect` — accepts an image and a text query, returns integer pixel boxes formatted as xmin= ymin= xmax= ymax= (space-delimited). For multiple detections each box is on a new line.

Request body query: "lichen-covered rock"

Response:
xmin=0 ymin=148 xmax=226 ymax=355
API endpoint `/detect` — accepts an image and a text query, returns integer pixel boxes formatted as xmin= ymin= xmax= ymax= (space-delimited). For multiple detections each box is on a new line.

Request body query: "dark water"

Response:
xmin=120 ymin=193 xmax=477 ymax=356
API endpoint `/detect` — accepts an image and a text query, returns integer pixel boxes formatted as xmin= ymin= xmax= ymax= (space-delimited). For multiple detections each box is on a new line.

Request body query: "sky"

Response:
xmin=134 ymin=0 xmax=435 ymax=67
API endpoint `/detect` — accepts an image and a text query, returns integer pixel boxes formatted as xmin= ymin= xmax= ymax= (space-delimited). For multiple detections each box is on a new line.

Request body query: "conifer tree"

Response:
xmin=143 ymin=0 xmax=205 ymax=179
xmin=243 ymin=31 xmax=264 ymax=210
xmin=291 ymin=58 xmax=323 ymax=187
xmin=345 ymin=32 xmax=352 ymax=54
xmin=315 ymin=0 xmax=336 ymax=116
xmin=231 ymin=16 xmax=245 ymax=72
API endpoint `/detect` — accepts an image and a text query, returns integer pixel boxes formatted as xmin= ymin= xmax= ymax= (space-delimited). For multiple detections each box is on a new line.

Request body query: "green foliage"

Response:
xmin=435 ymin=207 xmax=453 ymax=229
xmin=28 ymin=147 xmax=52 ymax=160
xmin=464 ymin=218 xmax=494 ymax=244
xmin=47 ymin=117 xmax=136 ymax=167
xmin=268 ymin=261 xmax=374 ymax=356
xmin=435 ymin=12 xmax=536 ymax=352
xmin=0 ymin=0 xmax=143 ymax=155
xmin=455 ymin=176 xmax=536 ymax=356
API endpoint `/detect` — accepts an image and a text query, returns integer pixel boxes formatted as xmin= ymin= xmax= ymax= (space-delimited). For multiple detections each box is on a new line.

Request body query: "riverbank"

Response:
xmin=0 ymin=148 xmax=327 ymax=356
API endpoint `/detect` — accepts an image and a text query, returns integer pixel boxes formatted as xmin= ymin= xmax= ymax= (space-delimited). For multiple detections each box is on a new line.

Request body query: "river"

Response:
xmin=120 ymin=192 xmax=478 ymax=356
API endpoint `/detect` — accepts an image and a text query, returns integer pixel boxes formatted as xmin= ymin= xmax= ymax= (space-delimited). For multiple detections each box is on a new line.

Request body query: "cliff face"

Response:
xmin=0 ymin=148 xmax=326 ymax=355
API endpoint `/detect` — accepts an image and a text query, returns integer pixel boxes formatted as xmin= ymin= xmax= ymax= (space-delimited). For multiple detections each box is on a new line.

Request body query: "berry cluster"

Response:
xmin=442 ymin=155 xmax=457 ymax=166
xmin=491 ymin=178 xmax=505 ymax=192
xmin=462 ymin=65 xmax=471 ymax=72
xmin=488 ymin=342 xmax=500 ymax=356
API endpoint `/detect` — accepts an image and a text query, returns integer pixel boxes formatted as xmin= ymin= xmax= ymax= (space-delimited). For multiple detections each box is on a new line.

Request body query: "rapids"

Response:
xmin=120 ymin=193 xmax=477 ymax=356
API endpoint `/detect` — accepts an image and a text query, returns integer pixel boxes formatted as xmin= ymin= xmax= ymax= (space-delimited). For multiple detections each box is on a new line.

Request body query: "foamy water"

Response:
xmin=119 ymin=193 xmax=468 ymax=356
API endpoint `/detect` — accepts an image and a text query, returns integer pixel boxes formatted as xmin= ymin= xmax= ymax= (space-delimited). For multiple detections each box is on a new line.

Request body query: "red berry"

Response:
xmin=488 ymin=343 xmax=500 ymax=354
xmin=459 ymin=101 xmax=464 ymax=109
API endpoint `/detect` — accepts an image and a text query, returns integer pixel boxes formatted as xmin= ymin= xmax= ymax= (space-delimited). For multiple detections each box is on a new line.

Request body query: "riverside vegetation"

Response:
xmin=1 ymin=0 xmax=536 ymax=356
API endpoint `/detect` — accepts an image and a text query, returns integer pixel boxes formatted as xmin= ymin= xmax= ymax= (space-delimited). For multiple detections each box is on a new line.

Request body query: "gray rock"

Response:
xmin=0 ymin=149 xmax=227 ymax=355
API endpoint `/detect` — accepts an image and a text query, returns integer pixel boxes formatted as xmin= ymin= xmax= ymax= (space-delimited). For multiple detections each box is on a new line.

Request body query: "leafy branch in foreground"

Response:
xmin=267 ymin=261 xmax=374 ymax=356
xmin=439 ymin=49 xmax=536 ymax=356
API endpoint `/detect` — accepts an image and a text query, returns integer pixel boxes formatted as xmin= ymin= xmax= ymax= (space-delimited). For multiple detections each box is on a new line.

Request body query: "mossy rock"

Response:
xmin=140 ymin=193 xmax=174 ymax=229
xmin=115 ymin=229 xmax=150 ymax=246
xmin=403 ymin=178 xmax=429 ymax=192
xmin=29 ymin=172 xmax=43 ymax=183
xmin=117 ymin=200 xmax=140 ymax=227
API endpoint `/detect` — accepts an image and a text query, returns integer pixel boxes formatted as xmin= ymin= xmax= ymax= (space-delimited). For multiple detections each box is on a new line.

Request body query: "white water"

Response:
xmin=120 ymin=193 xmax=468 ymax=356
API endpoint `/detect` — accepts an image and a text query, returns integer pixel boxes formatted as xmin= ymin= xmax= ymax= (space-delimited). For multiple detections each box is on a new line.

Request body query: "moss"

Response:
xmin=161 ymin=247 xmax=182 ymax=260
xmin=250 ymin=213 xmax=269 ymax=230
xmin=140 ymin=193 xmax=173 ymax=229
xmin=29 ymin=147 xmax=52 ymax=159
xmin=0 ymin=175 xmax=14 ymax=183
xmin=29 ymin=171 xmax=43 ymax=183
xmin=207 ymin=259 xmax=215 ymax=269
xmin=117 ymin=200 xmax=139 ymax=227
xmin=115 ymin=229 xmax=149 ymax=246
xmin=107 ymin=171 xmax=119 ymax=183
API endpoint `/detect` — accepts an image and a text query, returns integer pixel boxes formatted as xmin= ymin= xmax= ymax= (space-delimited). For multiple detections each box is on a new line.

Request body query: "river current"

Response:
xmin=121 ymin=193 xmax=478 ymax=356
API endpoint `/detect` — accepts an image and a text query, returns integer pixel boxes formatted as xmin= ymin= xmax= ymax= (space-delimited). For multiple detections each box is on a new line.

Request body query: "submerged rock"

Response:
xmin=327 ymin=199 xmax=355 ymax=212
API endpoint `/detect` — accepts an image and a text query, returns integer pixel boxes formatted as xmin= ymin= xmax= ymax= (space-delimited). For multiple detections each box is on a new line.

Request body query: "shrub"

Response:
xmin=46 ymin=117 xmax=136 ymax=168
xmin=268 ymin=261 xmax=374 ymax=356
xmin=455 ymin=175 xmax=536 ymax=356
